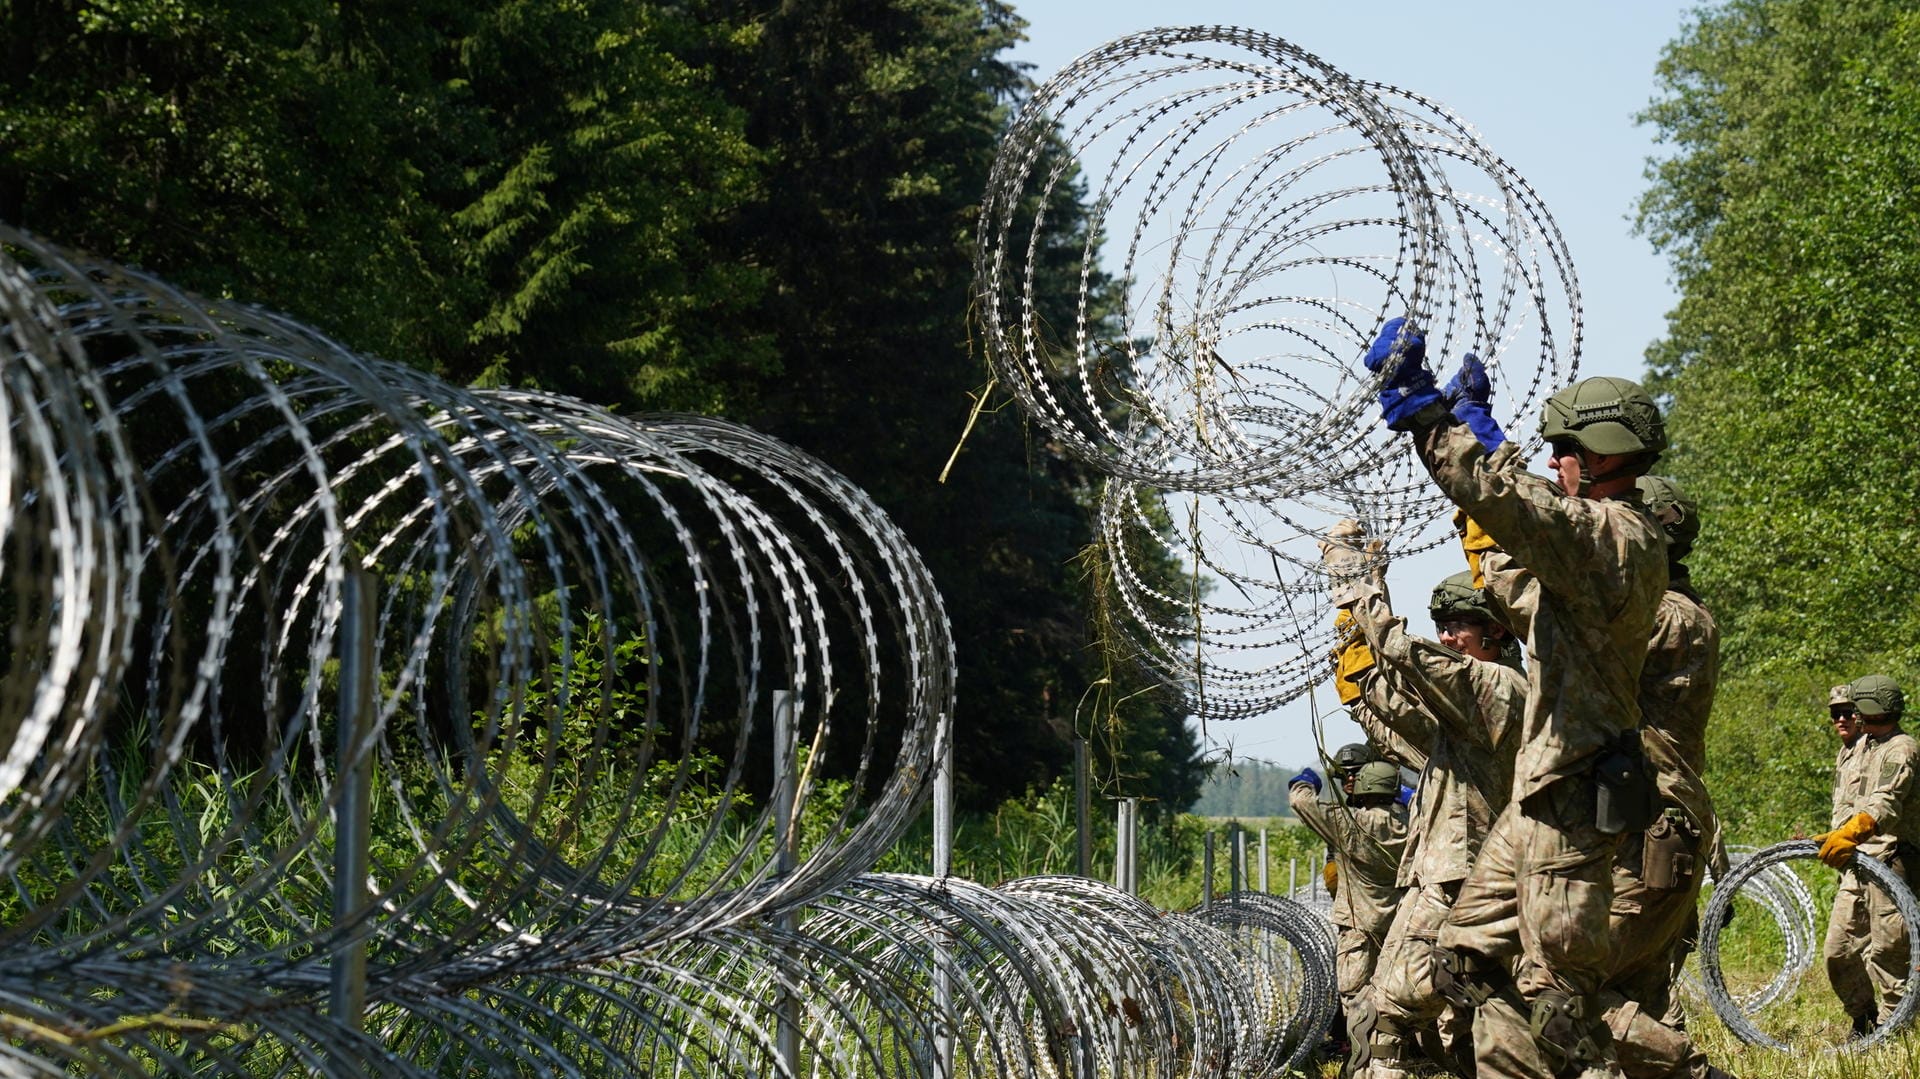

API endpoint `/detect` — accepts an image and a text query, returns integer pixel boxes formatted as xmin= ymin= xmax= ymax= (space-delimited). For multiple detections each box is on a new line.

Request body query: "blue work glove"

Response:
xmin=1289 ymin=767 xmax=1322 ymax=794
xmin=1396 ymin=784 xmax=1415 ymax=806
xmin=1363 ymin=317 xmax=1442 ymax=430
xmin=1441 ymin=353 xmax=1507 ymax=451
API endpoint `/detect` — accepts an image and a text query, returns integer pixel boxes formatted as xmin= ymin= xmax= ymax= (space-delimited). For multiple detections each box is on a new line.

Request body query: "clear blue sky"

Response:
xmin=1004 ymin=1 xmax=1704 ymax=771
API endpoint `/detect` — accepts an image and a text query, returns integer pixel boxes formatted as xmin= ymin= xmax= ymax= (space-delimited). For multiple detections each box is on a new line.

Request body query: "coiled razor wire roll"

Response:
xmin=607 ymin=875 xmax=1344 ymax=1079
xmin=0 ymin=220 xmax=1355 ymax=1078
xmin=1190 ymin=891 xmax=1340 ymax=1074
xmin=1679 ymin=843 xmax=1818 ymax=1015
xmin=1699 ymin=840 xmax=1920 ymax=1051
xmin=976 ymin=26 xmax=1579 ymax=714
xmin=0 ymin=224 xmax=957 ymax=1071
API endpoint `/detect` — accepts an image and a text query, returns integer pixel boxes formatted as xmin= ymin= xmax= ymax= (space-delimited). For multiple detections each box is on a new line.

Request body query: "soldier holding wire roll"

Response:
xmin=1818 ymin=674 xmax=1920 ymax=1036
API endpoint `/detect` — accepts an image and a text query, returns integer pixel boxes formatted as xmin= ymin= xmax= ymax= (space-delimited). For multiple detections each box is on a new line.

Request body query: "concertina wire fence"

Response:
xmin=0 ymin=214 xmax=1351 ymax=1076
xmin=0 ymin=24 xmax=1834 ymax=1075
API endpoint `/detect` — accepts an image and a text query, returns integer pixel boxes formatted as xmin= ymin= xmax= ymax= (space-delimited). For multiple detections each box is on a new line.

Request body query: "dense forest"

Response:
xmin=0 ymin=0 xmax=1205 ymax=817
xmin=1639 ymin=0 xmax=1920 ymax=842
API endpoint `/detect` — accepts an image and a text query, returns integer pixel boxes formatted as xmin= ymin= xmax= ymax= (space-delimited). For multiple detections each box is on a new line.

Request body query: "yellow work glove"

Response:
xmin=1322 ymin=859 xmax=1339 ymax=897
xmin=1453 ymin=509 xmax=1498 ymax=589
xmin=1818 ymin=812 xmax=1877 ymax=868
xmin=1332 ymin=608 xmax=1374 ymax=705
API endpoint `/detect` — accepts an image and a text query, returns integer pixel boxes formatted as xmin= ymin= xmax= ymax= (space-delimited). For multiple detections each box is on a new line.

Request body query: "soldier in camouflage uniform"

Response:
xmin=1322 ymin=529 xmax=1526 ymax=1079
xmin=1597 ymin=476 xmax=1734 ymax=1079
xmin=1289 ymin=755 xmax=1410 ymax=1013
xmin=1819 ymin=674 xmax=1920 ymax=1034
xmin=1359 ymin=325 xmax=1668 ymax=1077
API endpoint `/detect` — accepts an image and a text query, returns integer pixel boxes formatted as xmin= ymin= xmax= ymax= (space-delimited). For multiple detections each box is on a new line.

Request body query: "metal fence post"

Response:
xmin=1259 ymin=828 xmax=1270 ymax=892
xmin=1203 ymin=831 xmax=1215 ymax=911
xmin=773 ymin=690 xmax=800 ymax=1076
xmin=1125 ymin=797 xmax=1140 ymax=895
xmin=331 ymin=567 xmax=376 ymax=1030
xmin=1113 ymin=798 xmax=1139 ymax=895
xmin=1074 ymin=738 xmax=1091 ymax=878
xmin=932 ymin=709 xmax=954 ymax=1078
xmin=1233 ymin=826 xmax=1246 ymax=905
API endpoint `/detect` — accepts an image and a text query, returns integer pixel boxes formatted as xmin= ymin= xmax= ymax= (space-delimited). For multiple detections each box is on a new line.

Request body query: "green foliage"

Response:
xmin=686 ymin=0 xmax=1207 ymax=812
xmin=1638 ymin=0 xmax=1920 ymax=840
xmin=2 ymin=0 xmax=472 ymax=362
xmin=446 ymin=1 xmax=772 ymax=407
xmin=1 ymin=0 xmax=1209 ymax=816
xmin=2 ymin=0 xmax=768 ymax=400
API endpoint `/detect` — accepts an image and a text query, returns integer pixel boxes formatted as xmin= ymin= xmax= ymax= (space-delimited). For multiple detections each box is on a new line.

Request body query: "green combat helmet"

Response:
xmin=1636 ymin=475 xmax=1700 ymax=560
xmin=1540 ymin=376 xmax=1667 ymax=460
xmin=1352 ymin=760 xmax=1403 ymax=799
xmin=1430 ymin=570 xmax=1500 ymax=626
xmin=1849 ymin=674 xmax=1905 ymax=721
xmin=1333 ymin=742 xmax=1377 ymax=774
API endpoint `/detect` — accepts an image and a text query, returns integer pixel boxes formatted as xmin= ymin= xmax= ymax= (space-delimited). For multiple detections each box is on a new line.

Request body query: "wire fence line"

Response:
xmin=0 ymin=218 xmax=1339 ymax=1075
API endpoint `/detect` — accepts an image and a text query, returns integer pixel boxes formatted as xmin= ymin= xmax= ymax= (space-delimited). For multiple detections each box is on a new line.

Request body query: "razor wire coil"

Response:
xmin=1698 ymin=840 xmax=1920 ymax=1052
xmin=1678 ymin=843 xmax=1818 ymax=1016
xmin=976 ymin=25 xmax=1579 ymax=718
xmin=0 ymin=217 xmax=1340 ymax=1076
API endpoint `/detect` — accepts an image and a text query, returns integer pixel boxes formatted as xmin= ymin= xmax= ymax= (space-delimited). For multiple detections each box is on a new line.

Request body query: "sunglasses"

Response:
xmin=1831 ymin=708 xmax=1859 ymax=720
xmin=1548 ymin=439 xmax=1580 ymax=460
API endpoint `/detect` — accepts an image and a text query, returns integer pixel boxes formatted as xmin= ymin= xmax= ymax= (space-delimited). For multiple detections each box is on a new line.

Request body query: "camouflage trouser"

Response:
xmin=1440 ymin=775 xmax=1624 ymax=1077
xmin=1336 ymin=924 xmax=1383 ymax=1002
xmin=1358 ymin=880 xmax=1471 ymax=1070
xmin=1470 ymin=992 xmax=1672 ymax=1079
xmin=1824 ymin=864 xmax=1912 ymax=1022
xmin=1603 ymin=826 xmax=1712 ymax=1079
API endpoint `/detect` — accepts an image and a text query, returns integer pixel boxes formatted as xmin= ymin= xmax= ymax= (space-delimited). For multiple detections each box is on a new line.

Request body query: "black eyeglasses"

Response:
xmin=1831 ymin=708 xmax=1860 ymax=720
xmin=1548 ymin=439 xmax=1579 ymax=460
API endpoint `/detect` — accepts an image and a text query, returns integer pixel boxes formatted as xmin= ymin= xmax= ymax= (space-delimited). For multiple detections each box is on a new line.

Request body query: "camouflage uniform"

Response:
xmin=1823 ymin=722 xmax=1920 ymax=1024
xmin=1601 ymin=576 xmax=1724 ymax=1079
xmin=1413 ymin=422 xmax=1667 ymax=1077
xmin=1288 ymin=777 xmax=1409 ymax=1005
xmin=1343 ymin=576 xmax=1524 ymax=1078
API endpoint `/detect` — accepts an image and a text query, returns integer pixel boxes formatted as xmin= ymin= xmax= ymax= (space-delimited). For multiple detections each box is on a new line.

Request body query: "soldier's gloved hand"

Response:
xmin=1452 ymin=509 xmax=1499 ymax=589
xmin=1818 ymin=811 xmax=1878 ymax=868
xmin=1331 ymin=608 xmax=1375 ymax=705
xmin=1442 ymin=353 xmax=1507 ymax=451
xmin=1362 ymin=317 xmax=1442 ymax=430
xmin=1320 ymin=518 xmax=1378 ymax=607
xmin=1322 ymin=860 xmax=1339 ymax=896
xmin=1289 ymin=767 xmax=1322 ymax=793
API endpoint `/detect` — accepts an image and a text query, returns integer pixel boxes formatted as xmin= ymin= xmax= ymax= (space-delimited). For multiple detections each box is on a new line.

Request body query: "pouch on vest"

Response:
xmin=1593 ymin=733 xmax=1655 ymax=836
xmin=1641 ymin=809 xmax=1697 ymax=890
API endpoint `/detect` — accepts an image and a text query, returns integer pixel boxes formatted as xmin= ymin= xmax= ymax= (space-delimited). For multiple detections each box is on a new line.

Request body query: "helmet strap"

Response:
xmin=1574 ymin=454 xmax=1593 ymax=497
xmin=1578 ymin=451 xmax=1644 ymax=496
